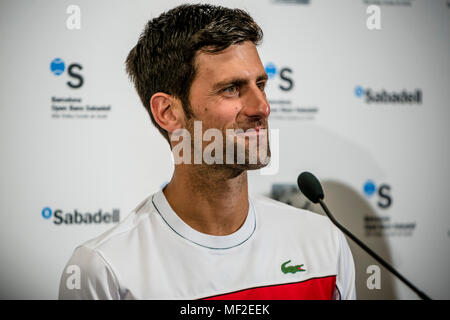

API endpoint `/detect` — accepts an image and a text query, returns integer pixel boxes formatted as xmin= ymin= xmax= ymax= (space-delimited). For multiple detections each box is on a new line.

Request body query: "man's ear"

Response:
xmin=150 ymin=93 xmax=184 ymax=134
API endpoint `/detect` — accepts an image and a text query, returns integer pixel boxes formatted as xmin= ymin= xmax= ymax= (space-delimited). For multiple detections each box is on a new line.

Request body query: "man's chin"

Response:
xmin=204 ymin=156 xmax=271 ymax=173
xmin=224 ymin=155 xmax=271 ymax=171
xmin=239 ymin=161 xmax=270 ymax=171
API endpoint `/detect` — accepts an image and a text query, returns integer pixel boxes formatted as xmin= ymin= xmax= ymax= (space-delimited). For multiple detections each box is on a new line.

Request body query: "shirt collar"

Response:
xmin=151 ymin=189 xmax=256 ymax=250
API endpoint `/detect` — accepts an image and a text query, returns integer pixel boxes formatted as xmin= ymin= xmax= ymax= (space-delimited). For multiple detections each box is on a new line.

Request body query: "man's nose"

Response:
xmin=240 ymin=85 xmax=270 ymax=120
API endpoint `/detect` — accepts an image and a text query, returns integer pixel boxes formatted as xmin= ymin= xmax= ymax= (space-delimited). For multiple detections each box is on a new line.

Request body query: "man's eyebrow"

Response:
xmin=211 ymin=73 xmax=269 ymax=92
xmin=257 ymin=73 xmax=269 ymax=82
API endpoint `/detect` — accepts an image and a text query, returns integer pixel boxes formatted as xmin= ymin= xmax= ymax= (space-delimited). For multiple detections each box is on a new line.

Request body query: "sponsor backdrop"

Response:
xmin=0 ymin=0 xmax=449 ymax=299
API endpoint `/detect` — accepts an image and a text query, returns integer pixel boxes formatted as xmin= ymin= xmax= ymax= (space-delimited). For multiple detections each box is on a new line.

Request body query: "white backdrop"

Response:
xmin=0 ymin=0 xmax=449 ymax=299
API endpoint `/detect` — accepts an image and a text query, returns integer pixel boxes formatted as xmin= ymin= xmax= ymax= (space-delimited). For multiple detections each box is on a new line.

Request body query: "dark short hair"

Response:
xmin=125 ymin=4 xmax=263 ymax=144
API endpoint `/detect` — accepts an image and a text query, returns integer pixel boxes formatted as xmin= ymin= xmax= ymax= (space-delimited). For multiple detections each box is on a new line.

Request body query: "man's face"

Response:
xmin=183 ymin=41 xmax=271 ymax=170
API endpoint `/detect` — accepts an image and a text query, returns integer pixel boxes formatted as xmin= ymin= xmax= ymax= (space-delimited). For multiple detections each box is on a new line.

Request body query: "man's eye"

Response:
xmin=223 ymin=85 xmax=239 ymax=96
xmin=257 ymin=82 xmax=266 ymax=91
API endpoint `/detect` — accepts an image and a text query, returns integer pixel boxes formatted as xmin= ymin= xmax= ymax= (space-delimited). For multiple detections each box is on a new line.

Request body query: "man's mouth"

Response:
xmin=238 ymin=126 xmax=267 ymax=136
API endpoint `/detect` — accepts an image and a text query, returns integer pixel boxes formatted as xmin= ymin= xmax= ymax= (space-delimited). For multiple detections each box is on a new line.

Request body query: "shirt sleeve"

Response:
xmin=58 ymin=245 xmax=120 ymax=300
xmin=333 ymin=229 xmax=357 ymax=300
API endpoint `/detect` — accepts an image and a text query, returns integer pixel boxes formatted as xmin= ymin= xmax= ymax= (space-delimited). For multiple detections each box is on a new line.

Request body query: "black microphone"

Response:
xmin=297 ymin=171 xmax=431 ymax=300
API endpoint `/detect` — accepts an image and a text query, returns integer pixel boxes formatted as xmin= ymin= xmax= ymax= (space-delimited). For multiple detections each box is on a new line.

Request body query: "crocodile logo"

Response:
xmin=281 ymin=260 xmax=306 ymax=274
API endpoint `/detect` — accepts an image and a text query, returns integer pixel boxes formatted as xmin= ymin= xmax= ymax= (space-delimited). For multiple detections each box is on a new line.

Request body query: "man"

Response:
xmin=59 ymin=4 xmax=356 ymax=300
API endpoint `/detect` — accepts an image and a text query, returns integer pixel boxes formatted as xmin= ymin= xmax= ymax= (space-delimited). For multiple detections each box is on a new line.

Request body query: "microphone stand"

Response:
xmin=318 ymin=198 xmax=431 ymax=300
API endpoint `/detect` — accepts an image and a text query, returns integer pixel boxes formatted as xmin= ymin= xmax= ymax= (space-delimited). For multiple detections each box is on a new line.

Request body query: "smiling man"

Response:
xmin=59 ymin=4 xmax=356 ymax=300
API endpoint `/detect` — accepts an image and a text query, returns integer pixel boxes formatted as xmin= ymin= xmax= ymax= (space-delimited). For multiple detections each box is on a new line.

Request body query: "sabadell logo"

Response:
xmin=41 ymin=207 xmax=120 ymax=225
xmin=363 ymin=180 xmax=392 ymax=209
xmin=354 ymin=85 xmax=422 ymax=104
xmin=50 ymin=58 xmax=84 ymax=89
xmin=265 ymin=62 xmax=294 ymax=91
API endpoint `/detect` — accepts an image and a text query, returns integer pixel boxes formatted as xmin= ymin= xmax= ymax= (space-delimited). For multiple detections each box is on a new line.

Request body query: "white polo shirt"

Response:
xmin=59 ymin=189 xmax=356 ymax=300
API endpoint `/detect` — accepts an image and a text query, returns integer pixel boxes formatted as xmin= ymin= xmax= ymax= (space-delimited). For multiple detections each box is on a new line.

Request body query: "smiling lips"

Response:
xmin=239 ymin=126 xmax=266 ymax=136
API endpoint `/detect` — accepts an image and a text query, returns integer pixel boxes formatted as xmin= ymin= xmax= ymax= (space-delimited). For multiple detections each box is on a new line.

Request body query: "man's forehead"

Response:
xmin=193 ymin=41 xmax=265 ymax=81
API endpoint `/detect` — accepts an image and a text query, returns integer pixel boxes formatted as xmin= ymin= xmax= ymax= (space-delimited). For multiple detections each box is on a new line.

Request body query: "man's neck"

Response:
xmin=163 ymin=164 xmax=249 ymax=236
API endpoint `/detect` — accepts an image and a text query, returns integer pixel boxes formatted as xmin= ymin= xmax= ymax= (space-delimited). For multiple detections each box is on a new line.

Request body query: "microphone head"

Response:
xmin=297 ymin=172 xmax=324 ymax=204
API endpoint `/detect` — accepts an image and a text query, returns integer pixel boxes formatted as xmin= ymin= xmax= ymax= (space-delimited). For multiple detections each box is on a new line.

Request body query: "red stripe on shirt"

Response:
xmin=203 ymin=275 xmax=337 ymax=300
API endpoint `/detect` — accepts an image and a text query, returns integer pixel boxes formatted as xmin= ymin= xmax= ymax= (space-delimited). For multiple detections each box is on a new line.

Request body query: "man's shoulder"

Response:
xmin=250 ymin=194 xmax=334 ymax=230
xmin=79 ymin=193 xmax=157 ymax=253
xmin=59 ymin=193 xmax=160 ymax=299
